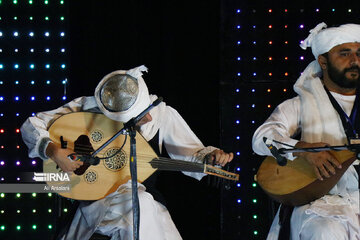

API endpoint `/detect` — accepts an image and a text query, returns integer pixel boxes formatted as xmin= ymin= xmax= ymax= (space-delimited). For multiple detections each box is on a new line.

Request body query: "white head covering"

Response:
xmin=300 ymin=22 xmax=360 ymax=60
xmin=94 ymin=65 xmax=151 ymax=122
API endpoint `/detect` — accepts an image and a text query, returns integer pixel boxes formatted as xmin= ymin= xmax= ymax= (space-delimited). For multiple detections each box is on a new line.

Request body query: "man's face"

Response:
xmin=326 ymin=42 xmax=360 ymax=89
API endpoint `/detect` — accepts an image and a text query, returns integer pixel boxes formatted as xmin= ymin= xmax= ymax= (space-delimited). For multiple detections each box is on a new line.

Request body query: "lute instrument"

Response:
xmin=43 ymin=112 xmax=239 ymax=200
xmin=256 ymin=151 xmax=357 ymax=206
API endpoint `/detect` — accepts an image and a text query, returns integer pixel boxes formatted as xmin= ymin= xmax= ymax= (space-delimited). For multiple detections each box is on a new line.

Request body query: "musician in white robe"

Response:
xmin=20 ymin=65 xmax=233 ymax=240
xmin=252 ymin=23 xmax=360 ymax=240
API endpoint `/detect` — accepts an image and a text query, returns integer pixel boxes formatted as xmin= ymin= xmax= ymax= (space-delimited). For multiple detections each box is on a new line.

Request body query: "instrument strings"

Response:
xmin=69 ymin=142 xmax=206 ymax=172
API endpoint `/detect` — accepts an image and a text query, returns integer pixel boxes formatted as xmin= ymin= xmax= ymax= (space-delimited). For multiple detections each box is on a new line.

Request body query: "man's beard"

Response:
xmin=327 ymin=60 xmax=360 ymax=89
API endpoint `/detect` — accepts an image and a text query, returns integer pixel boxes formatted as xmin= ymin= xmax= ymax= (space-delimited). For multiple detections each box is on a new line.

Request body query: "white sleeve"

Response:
xmin=161 ymin=106 xmax=217 ymax=180
xmin=252 ymin=96 xmax=301 ymax=160
xmin=20 ymin=96 xmax=99 ymax=160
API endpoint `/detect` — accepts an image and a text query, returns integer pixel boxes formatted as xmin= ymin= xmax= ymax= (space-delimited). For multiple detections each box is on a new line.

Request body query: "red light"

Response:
xmin=283 ymin=89 xmax=287 ymax=92
xmin=269 ymin=73 xmax=272 ymax=76
xmin=284 ymin=9 xmax=288 ymax=12
xmin=284 ymin=25 xmax=288 ymax=28
xmin=269 ymin=41 xmax=273 ymax=45
xmin=268 ymin=25 xmax=272 ymax=29
xmin=267 ymin=105 xmax=271 ymax=108
xmin=16 ymin=145 xmax=20 ymax=149
xmin=0 ymin=129 xmax=4 ymax=133
xmin=267 ymin=89 xmax=271 ymax=92
xmin=16 ymin=129 xmax=20 ymax=133
xmin=269 ymin=57 xmax=272 ymax=61
xmin=284 ymin=57 xmax=288 ymax=60
xmin=269 ymin=9 xmax=272 ymax=13
xmin=284 ymin=41 xmax=288 ymax=44
xmin=285 ymin=72 xmax=289 ymax=76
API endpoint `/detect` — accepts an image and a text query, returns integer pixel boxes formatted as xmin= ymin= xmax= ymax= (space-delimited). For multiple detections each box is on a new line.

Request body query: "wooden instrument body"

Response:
xmin=43 ymin=112 xmax=158 ymax=200
xmin=256 ymin=150 xmax=356 ymax=206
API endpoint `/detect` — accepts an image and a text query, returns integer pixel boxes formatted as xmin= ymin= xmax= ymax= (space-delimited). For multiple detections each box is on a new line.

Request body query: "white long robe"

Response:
xmin=252 ymin=61 xmax=360 ymax=240
xmin=21 ymin=94 xmax=216 ymax=240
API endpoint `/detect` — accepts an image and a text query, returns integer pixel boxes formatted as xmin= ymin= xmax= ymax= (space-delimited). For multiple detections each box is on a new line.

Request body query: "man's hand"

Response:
xmin=206 ymin=149 xmax=234 ymax=167
xmin=294 ymin=141 xmax=342 ymax=181
xmin=46 ymin=142 xmax=83 ymax=172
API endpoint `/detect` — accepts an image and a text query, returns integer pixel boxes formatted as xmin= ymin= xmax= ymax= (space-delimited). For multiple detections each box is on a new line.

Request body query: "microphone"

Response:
xmin=124 ymin=97 xmax=163 ymax=129
xmin=263 ymin=137 xmax=287 ymax=166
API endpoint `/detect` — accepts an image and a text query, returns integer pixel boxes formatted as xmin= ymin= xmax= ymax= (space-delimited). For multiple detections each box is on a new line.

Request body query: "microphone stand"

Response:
xmin=278 ymin=144 xmax=360 ymax=157
xmin=90 ymin=97 xmax=163 ymax=240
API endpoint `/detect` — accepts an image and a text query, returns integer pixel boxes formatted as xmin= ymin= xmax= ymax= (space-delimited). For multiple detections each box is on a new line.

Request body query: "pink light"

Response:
xmin=31 ymin=160 xmax=36 ymax=165
xmin=0 ymin=161 xmax=4 ymax=166
xmin=16 ymin=161 xmax=20 ymax=166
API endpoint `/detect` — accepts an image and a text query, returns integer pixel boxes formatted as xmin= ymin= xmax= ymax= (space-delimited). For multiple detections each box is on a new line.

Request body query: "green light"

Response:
xmin=16 ymin=225 xmax=21 ymax=231
xmin=48 ymin=225 xmax=52 ymax=229
xmin=45 ymin=16 xmax=49 ymax=21
xmin=44 ymin=0 xmax=48 ymax=4
xmin=60 ymin=0 xmax=64 ymax=4
xmin=13 ymin=0 xmax=17 ymax=4
xmin=0 ymin=193 xmax=4 ymax=198
xmin=16 ymin=210 xmax=20 ymax=214
xmin=32 ymin=209 xmax=36 ymax=213
xmin=60 ymin=16 xmax=65 ymax=21
xmin=0 ymin=225 xmax=5 ymax=231
xmin=63 ymin=208 xmax=68 ymax=213
xmin=254 ymin=231 xmax=258 ymax=235
xmin=252 ymin=199 xmax=257 ymax=203
xmin=252 ymin=182 xmax=257 ymax=187
xmin=0 ymin=210 xmax=4 ymax=214
xmin=32 ymin=193 xmax=37 ymax=197
xmin=29 ymin=0 xmax=33 ymax=4
xmin=16 ymin=193 xmax=21 ymax=198
xmin=29 ymin=16 xmax=33 ymax=20
xmin=253 ymin=215 xmax=258 ymax=219
xmin=48 ymin=209 xmax=52 ymax=213
xmin=48 ymin=193 xmax=52 ymax=197
xmin=14 ymin=16 xmax=17 ymax=20
xmin=32 ymin=225 xmax=37 ymax=230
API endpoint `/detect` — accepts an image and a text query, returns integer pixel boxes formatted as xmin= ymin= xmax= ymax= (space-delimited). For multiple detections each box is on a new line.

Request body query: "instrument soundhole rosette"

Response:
xmin=84 ymin=170 xmax=98 ymax=184
xmin=103 ymin=148 xmax=127 ymax=171
xmin=90 ymin=129 xmax=104 ymax=143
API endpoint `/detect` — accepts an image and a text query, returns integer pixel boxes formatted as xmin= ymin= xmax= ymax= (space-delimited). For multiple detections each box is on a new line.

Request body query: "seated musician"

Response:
xmin=252 ymin=23 xmax=360 ymax=239
xmin=20 ymin=65 xmax=233 ymax=240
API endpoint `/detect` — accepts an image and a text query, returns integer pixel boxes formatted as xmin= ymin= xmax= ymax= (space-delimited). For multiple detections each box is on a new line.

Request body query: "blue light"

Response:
xmin=30 ymin=81 xmax=35 ymax=85
xmin=29 ymin=32 xmax=34 ymax=37
xmin=0 ymin=81 xmax=3 ymax=84
xmin=61 ymin=48 xmax=65 ymax=52
xmin=13 ymin=32 xmax=19 ymax=37
xmin=32 ymin=113 xmax=35 ymax=116
xmin=252 ymin=120 xmax=255 ymax=124
xmin=252 ymin=104 xmax=255 ymax=108
xmin=252 ymin=89 xmax=255 ymax=92
xmin=236 ymin=9 xmax=241 ymax=13
xmin=236 ymin=167 xmax=240 ymax=171
xmin=237 ymin=73 xmax=241 ymax=76
xmin=0 ymin=97 xmax=3 ymax=101
xmin=237 ymin=199 xmax=241 ymax=203
xmin=253 ymin=72 xmax=257 ymax=76
xmin=237 ymin=183 xmax=241 ymax=187
xmin=237 ymin=41 xmax=241 ymax=45
xmin=16 ymin=113 xmax=19 ymax=116
xmin=30 ymin=96 xmax=35 ymax=101
xmin=15 ymin=96 xmax=19 ymax=101
xmin=45 ymin=32 xmax=50 ymax=37
xmin=46 ymin=96 xmax=50 ymax=101
xmin=237 ymin=57 xmax=241 ymax=61
xmin=236 ymin=136 xmax=240 ymax=140
xmin=62 ymin=96 xmax=67 ymax=100
xmin=0 ymin=64 xmax=3 ymax=69
xmin=14 ymin=64 xmax=19 ymax=69
xmin=30 ymin=64 xmax=35 ymax=69
xmin=45 ymin=48 xmax=50 ymax=52
xmin=237 ymin=25 xmax=241 ymax=29
xmin=30 ymin=48 xmax=34 ymax=53
xmin=236 ymin=120 xmax=240 ymax=124
xmin=236 ymin=152 xmax=240 ymax=156
xmin=236 ymin=89 xmax=239 ymax=92
xmin=15 ymin=81 xmax=19 ymax=84
xmin=0 ymin=32 xmax=2 ymax=37
xmin=46 ymin=80 xmax=50 ymax=84
xmin=14 ymin=49 xmax=18 ymax=52
xmin=236 ymin=105 xmax=240 ymax=108
xmin=61 ymin=64 xmax=66 ymax=69
xmin=60 ymin=32 xmax=65 ymax=37
xmin=253 ymin=41 xmax=256 ymax=45
xmin=45 ymin=64 xmax=50 ymax=69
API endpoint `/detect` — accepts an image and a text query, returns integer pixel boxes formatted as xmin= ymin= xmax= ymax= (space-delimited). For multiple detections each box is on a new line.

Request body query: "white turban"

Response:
xmin=300 ymin=22 xmax=360 ymax=59
xmin=94 ymin=65 xmax=151 ymax=123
